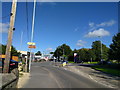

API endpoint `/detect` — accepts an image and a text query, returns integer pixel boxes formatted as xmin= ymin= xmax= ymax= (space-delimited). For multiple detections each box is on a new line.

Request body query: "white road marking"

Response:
xmin=89 ymin=75 xmax=93 ymax=79
xmin=64 ymin=68 xmax=67 ymax=70
xmin=89 ymin=75 xmax=115 ymax=88
xmin=89 ymin=75 xmax=97 ymax=82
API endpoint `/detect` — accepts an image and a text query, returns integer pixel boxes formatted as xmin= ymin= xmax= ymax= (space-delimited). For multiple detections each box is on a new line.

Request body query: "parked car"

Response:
xmin=98 ymin=60 xmax=112 ymax=65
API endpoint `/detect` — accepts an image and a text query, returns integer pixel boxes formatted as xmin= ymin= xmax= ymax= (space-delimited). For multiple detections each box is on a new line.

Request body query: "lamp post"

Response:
xmin=63 ymin=48 xmax=64 ymax=61
xmin=29 ymin=0 xmax=36 ymax=72
xmin=98 ymin=36 xmax=103 ymax=62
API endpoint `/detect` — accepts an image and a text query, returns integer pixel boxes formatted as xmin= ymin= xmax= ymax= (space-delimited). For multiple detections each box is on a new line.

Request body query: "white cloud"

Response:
xmin=46 ymin=48 xmax=53 ymax=51
xmin=85 ymin=28 xmax=110 ymax=37
xmin=97 ymin=20 xmax=116 ymax=27
xmin=89 ymin=22 xmax=94 ymax=27
xmin=0 ymin=22 xmax=9 ymax=33
xmin=88 ymin=20 xmax=116 ymax=32
xmin=76 ymin=40 xmax=87 ymax=47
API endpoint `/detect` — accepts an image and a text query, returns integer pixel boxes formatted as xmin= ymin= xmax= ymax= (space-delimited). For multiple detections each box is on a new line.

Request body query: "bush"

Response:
xmin=68 ymin=56 xmax=74 ymax=61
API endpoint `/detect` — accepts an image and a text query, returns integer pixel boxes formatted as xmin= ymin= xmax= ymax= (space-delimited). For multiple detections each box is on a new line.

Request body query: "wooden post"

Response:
xmin=3 ymin=0 xmax=17 ymax=73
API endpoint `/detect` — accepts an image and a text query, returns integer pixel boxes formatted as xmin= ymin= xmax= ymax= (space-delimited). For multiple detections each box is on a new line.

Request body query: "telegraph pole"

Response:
xmin=62 ymin=45 xmax=65 ymax=61
xmin=100 ymin=36 xmax=103 ymax=61
xmin=3 ymin=0 xmax=17 ymax=73
xmin=98 ymin=36 xmax=103 ymax=62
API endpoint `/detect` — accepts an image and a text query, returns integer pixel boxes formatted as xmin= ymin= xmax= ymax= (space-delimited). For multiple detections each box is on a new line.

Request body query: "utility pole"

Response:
xmin=98 ymin=36 xmax=103 ymax=62
xmin=100 ymin=37 xmax=103 ymax=61
xmin=29 ymin=0 xmax=36 ymax=72
xmin=3 ymin=0 xmax=17 ymax=73
xmin=63 ymin=48 xmax=64 ymax=61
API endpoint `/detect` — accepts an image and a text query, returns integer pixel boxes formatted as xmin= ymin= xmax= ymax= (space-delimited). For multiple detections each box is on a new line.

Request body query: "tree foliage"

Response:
xmin=50 ymin=52 xmax=54 ymax=54
xmin=54 ymin=44 xmax=72 ymax=59
xmin=109 ymin=33 xmax=120 ymax=63
xmin=52 ymin=33 xmax=120 ymax=63
xmin=35 ymin=51 xmax=42 ymax=56
xmin=71 ymin=41 xmax=109 ymax=62
xmin=0 ymin=44 xmax=21 ymax=56
xmin=92 ymin=41 xmax=109 ymax=61
xmin=78 ymin=48 xmax=87 ymax=61
xmin=76 ymin=48 xmax=95 ymax=62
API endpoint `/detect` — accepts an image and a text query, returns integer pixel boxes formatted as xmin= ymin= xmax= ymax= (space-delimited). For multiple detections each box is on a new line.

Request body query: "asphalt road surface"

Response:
xmin=23 ymin=61 xmax=111 ymax=88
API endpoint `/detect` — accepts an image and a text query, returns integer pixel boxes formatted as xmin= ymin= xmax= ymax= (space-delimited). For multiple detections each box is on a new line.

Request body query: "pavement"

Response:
xmin=17 ymin=72 xmax=30 ymax=88
xmin=19 ymin=61 xmax=118 ymax=88
xmin=0 ymin=74 xmax=1 ymax=88
xmin=60 ymin=63 xmax=120 ymax=89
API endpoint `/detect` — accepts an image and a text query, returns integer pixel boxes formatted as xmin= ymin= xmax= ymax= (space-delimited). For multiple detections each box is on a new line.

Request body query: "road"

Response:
xmin=23 ymin=61 xmax=110 ymax=88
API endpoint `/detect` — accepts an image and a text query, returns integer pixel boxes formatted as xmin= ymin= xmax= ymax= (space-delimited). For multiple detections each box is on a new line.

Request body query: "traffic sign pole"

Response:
xmin=29 ymin=0 xmax=36 ymax=72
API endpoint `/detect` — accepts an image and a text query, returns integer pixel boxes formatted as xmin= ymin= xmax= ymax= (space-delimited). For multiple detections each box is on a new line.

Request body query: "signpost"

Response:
xmin=74 ymin=53 xmax=77 ymax=63
xmin=28 ymin=45 xmax=36 ymax=49
xmin=27 ymin=42 xmax=36 ymax=72
xmin=27 ymin=42 xmax=35 ymax=45
xmin=27 ymin=42 xmax=36 ymax=49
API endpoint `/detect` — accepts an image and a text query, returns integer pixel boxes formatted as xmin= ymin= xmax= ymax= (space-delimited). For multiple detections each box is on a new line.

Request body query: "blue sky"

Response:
xmin=1 ymin=2 xmax=118 ymax=53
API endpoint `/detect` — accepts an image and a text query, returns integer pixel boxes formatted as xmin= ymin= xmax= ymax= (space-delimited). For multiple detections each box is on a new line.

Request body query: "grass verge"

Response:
xmin=83 ymin=62 xmax=98 ymax=64
xmin=68 ymin=61 xmax=74 ymax=63
xmin=91 ymin=65 xmax=120 ymax=77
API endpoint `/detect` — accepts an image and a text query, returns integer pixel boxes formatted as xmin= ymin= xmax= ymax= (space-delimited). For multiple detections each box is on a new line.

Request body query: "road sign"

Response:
xmin=28 ymin=45 xmax=36 ymax=49
xmin=12 ymin=56 xmax=18 ymax=62
xmin=27 ymin=42 xmax=35 ymax=45
xmin=74 ymin=53 xmax=77 ymax=57
xmin=0 ymin=55 xmax=18 ymax=62
xmin=0 ymin=55 xmax=5 ymax=58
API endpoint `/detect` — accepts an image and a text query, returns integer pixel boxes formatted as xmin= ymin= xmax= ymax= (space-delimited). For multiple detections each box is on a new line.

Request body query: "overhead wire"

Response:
xmin=25 ymin=0 xmax=30 ymax=42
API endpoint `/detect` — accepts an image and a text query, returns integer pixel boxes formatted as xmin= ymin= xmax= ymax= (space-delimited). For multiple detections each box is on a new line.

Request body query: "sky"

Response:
xmin=1 ymin=2 xmax=119 ymax=53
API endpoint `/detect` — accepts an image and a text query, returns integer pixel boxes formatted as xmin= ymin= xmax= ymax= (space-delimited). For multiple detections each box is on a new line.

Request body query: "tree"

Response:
xmin=78 ymin=48 xmax=87 ymax=62
xmin=109 ymin=33 xmax=120 ymax=63
xmin=102 ymin=45 xmax=109 ymax=61
xmin=54 ymin=44 xmax=72 ymax=60
xmin=77 ymin=48 xmax=93 ymax=62
xmin=88 ymin=49 xmax=96 ymax=61
xmin=73 ymin=49 xmax=77 ymax=53
xmin=11 ymin=46 xmax=21 ymax=56
xmin=92 ymin=41 xmax=109 ymax=61
xmin=0 ymin=44 xmax=21 ymax=57
xmin=0 ymin=44 xmax=6 ymax=54
xmin=54 ymin=46 xmax=63 ymax=59
xmin=50 ymin=52 xmax=54 ymax=54
xmin=92 ymin=41 xmax=101 ymax=61
xmin=35 ymin=51 xmax=42 ymax=56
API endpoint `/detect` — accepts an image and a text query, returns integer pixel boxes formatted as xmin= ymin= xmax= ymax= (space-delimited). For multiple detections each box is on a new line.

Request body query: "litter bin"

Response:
xmin=62 ymin=61 xmax=67 ymax=66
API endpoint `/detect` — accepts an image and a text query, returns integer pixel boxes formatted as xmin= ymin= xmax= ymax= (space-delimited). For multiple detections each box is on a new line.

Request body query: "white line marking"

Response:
xmin=89 ymin=75 xmax=98 ymax=82
xmin=89 ymin=75 xmax=115 ymax=88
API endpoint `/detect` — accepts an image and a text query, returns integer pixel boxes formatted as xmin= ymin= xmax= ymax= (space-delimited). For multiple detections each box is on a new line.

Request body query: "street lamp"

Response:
xmin=63 ymin=48 xmax=65 ymax=61
xmin=98 ymin=36 xmax=103 ymax=62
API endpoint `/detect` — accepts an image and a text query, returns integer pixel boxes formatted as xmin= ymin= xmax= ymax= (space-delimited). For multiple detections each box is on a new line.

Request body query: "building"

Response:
xmin=34 ymin=55 xmax=42 ymax=61
xmin=17 ymin=50 xmax=34 ymax=61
